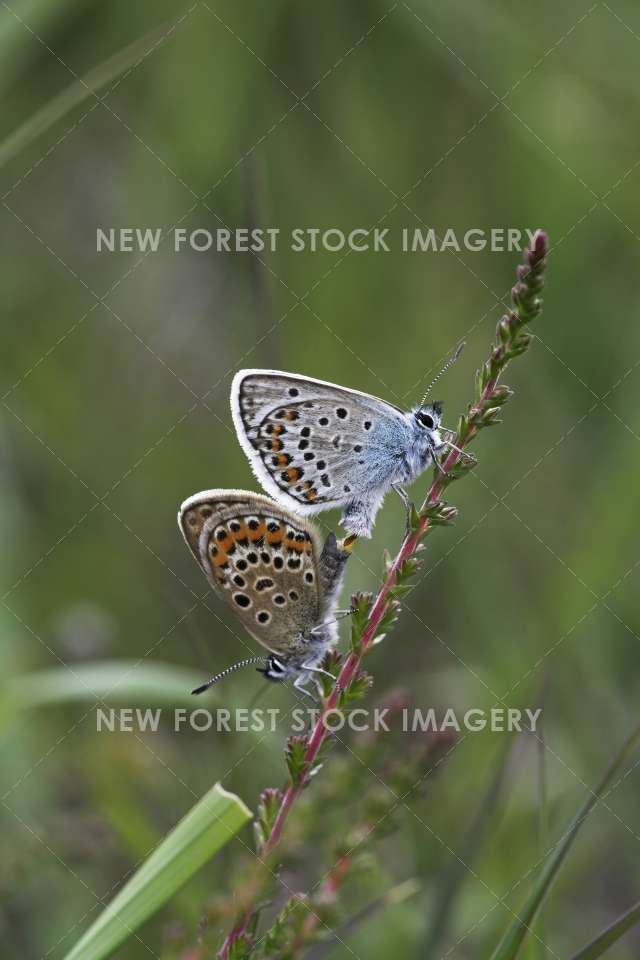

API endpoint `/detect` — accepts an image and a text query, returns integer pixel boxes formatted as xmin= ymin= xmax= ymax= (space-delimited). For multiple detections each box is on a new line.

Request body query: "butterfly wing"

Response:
xmin=178 ymin=489 xmax=323 ymax=657
xmin=231 ymin=370 xmax=407 ymax=513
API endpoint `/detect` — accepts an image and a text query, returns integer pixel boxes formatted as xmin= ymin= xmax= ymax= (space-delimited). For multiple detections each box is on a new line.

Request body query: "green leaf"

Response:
xmin=489 ymin=724 xmax=640 ymax=960
xmin=0 ymin=22 xmax=172 ymax=168
xmin=569 ymin=900 xmax=640 ymax=959
xmin=441 ymin=454 xmax=477 ymax=481
xmin=63 ymin=783 xmax=252 ymax=960
xmin=420 ymin=500 xmax=458 ymax=526
xmin=388 ymin=582 xmax=414 ymax=599
xmin=339 ymin=671 xmax=373 ymax=707
xmin=285 ymin=735 xmax=310 ymax=786
xmin=255 ymin=788 xmax=283 ymax=850
xmin=372 ymin=599 xmax=400 ymax=644
xmin=350 ymin=592 xmax=373 ymax=654
xmin=408 ymin=502 xmax=422 ymax=533
xmin=8 ymin=660 xmax=206 ymax=710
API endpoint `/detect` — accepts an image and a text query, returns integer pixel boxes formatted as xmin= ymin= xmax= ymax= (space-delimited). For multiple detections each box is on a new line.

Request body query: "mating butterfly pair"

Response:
xmin=179 ymin=357 xmax=460 ymax=696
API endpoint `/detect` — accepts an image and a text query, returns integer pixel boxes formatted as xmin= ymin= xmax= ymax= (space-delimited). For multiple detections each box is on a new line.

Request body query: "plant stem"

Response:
xmin=219 ymin=230 xmax=548 ymax=958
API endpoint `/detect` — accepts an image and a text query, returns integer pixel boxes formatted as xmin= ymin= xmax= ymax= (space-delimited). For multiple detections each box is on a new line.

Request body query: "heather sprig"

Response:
xmin=228 ymin=702 xmax=455 ymax=960
xmin=216 ymin=231 xmax=549 ymax=958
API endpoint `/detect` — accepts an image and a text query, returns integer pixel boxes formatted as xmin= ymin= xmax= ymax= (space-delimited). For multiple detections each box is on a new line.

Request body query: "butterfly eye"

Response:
xmin=417 ymin=412 xmax=435 ymax=430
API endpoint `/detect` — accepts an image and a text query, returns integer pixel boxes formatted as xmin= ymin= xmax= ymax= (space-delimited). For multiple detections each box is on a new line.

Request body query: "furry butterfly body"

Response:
xmin=231 ymin=370 xmax=447 ymax=537
xmin=178 ymin=489 xmax=351 ymax=694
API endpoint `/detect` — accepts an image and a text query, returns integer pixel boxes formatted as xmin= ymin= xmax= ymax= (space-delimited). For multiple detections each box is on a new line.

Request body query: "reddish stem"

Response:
xmin=264 ymin=397 xmax=491 ymax=854
xmin=218 ymin=391 xmax=490 ymax=960
xmin=218 ymin=231 xmax=547 ymax=958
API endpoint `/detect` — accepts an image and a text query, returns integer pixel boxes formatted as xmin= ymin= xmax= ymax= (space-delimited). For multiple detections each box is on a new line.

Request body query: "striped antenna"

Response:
xmin=418 ymin=341 xmax=465 ymax=412
xmin=192 ymin=656 xmax=268 ymax=695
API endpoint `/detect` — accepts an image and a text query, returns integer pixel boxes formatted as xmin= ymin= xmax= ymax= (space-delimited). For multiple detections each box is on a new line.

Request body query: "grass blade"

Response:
xmin=305 ymin=879 xmax=420 ymax=960
xmin=63 ymin=782 xmax=252 ymax=960
xmin=424 ymin=735 xmax=518 ymax=957
xmin=0 ymin=22 xmax=170 ymax=169
xmin=533 ymin=684 xmax=549 ymax=960
xmin=489 ymin=723 xmax=640 ymax=960
xmin=569 ymin=901 xmax=640 ymax=960
xmin=7 ymin=659 xmax=207 ymax=709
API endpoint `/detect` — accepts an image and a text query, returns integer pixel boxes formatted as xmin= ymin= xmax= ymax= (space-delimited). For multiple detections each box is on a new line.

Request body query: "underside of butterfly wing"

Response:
xmin=178 ymin=490 xmax=323 ymax=657
xmin=231 ymin=370 xmax=408 ymax=516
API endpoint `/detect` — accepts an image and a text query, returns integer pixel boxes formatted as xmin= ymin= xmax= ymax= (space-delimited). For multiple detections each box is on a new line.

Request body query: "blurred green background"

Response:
xmin=2 ymin=1 xmax=640 ymax=957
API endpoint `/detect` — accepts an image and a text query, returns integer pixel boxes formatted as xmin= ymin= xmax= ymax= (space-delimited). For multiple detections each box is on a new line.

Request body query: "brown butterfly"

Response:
xmin=178 ymin=489 xmax=352 ymax=698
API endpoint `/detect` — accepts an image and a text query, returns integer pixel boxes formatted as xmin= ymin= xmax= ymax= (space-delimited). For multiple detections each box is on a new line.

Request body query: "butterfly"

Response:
xmin=178 ymin=489 xmax=352 ymax=697
xmin=230 ymin=346 xmax=463 ymax=538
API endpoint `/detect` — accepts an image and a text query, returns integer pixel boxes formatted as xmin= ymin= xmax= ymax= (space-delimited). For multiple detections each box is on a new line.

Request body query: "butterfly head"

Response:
xmin=411 ymin=401 xmax=445 ymax=456
xmin=256 ymin=654 xmax=290 ymax=682
xmin=414 ymin=400 xmax=443 ymax=432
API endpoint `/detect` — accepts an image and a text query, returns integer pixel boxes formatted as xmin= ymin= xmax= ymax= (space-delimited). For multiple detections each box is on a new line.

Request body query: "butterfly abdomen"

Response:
xmin=318 ymin=532 xmax=351 ymax=615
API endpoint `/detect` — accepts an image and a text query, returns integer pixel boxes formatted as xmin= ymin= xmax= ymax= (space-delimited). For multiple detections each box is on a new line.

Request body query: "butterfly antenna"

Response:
xmin=442 ymin=438 xmax=467 ymax=456
xmin=310 ymin=608 xmax=356 ymax=634
xmin=191 ymin=657 xmax=268 ymax=695
xmin=418 ymin=341 xmax=465 ymax=411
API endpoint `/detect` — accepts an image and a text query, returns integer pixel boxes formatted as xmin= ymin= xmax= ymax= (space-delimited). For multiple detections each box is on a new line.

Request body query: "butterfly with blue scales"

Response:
xmin=230 ymin=345 xmax=463 ymax=539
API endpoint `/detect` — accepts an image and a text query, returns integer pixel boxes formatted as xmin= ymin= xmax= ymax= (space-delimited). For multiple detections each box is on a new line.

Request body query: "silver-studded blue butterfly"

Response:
xmin=178 ymin=489 xmax=352 ymax=697
xmin=230 ymin=347 xmax=462 ymax=538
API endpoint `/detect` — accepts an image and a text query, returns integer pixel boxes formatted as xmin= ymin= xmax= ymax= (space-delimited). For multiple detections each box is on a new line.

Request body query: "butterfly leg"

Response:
xmin=293 ymin=674 xmax=319 ymax=704
xmin=340 ymin=499 xmax=376 ymax=539
xmin=309 ymin=609 xmax=355 ymax=635
xmin=392 ymin=483 xmax=414 ymax=536
xmin=302 ymin=662 xmax=337 ymax=682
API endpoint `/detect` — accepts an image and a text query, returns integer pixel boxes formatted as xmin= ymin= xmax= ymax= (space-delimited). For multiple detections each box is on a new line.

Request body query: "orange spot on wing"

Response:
xmin=250 ymin=521 xmax=267 ymax=541
xmin=305 ymin=489 xmax=318 ymax=501
xmin=283 ymin=467 xmax=301 ymax=484
xmin=286 ymin=538 xmax=305 ymax=553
